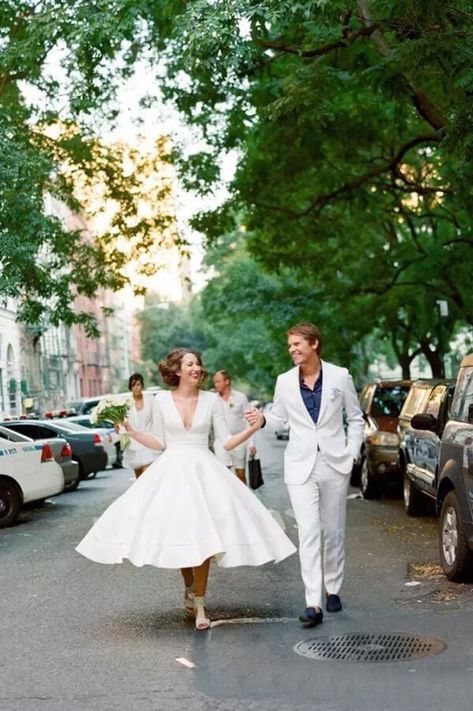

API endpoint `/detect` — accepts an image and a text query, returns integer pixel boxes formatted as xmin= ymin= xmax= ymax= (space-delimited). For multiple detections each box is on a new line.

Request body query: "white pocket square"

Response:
xmin=329 ymin=386 xmax=342 ymax=400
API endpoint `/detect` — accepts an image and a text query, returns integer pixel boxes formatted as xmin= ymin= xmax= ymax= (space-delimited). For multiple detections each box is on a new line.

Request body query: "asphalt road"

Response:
xmin=1 ymin=430 xmax=473 ymax=711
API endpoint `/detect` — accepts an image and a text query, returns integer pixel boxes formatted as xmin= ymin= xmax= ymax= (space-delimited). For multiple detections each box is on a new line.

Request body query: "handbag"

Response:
xmin=248 ymin=456 xmax=264 ymax=490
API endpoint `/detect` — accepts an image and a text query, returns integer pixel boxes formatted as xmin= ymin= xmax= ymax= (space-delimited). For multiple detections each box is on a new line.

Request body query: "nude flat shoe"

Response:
xmin=194 ymin=596 xmax=210 ymax=630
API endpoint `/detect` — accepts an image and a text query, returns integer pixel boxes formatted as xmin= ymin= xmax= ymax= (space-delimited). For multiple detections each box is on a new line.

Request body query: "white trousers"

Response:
xmin=287 ymin=453 xmax=349 ymax=608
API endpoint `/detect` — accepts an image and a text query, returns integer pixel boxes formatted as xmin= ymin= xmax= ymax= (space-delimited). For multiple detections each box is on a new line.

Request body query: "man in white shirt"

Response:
xmin=213 ymin=370 xmax=257 ymax=484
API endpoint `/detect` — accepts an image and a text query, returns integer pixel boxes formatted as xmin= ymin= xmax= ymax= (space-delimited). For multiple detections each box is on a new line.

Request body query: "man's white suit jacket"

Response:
xmin=265 ymin=360 xmax=364 ymax=484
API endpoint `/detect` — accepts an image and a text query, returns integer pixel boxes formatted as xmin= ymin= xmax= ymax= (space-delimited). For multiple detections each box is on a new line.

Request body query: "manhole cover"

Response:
xmin=294 ymin=633 xmax=446 ymax=663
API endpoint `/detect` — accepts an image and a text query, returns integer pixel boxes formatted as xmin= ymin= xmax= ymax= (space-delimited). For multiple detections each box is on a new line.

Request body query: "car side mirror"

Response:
xmin=468 ymin=404 xmax=473 ymax=425
xmin=411 ymin=413 xmax=438 ymax=431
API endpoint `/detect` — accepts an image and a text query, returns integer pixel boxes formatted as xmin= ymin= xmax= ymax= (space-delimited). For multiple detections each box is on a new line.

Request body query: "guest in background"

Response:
xmin=213 ymin=370 xmax=257 ymax=484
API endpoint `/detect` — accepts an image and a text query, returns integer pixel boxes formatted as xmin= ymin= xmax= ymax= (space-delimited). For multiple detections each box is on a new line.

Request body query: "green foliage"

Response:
xmin=146 ymin=0 xmax=473 ymax=377
xmin=3 ymin=0 xmax=473 ymax=376
xmin=138 ymin=294 xmax=208 ymax=371
xmin=0 ymin=1 xmax=175 ymax=331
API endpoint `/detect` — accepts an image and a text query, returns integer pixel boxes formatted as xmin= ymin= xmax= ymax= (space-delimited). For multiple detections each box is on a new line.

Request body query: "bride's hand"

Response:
xmin=123 ymin=420 xmax=135 ymax=436
xmin=245 ymin=407 xmax=263 ymax=430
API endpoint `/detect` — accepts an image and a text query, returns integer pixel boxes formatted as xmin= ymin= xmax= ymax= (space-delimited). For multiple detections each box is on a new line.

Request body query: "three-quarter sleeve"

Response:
xmin=151 ymin=395 xmax=166 ymax=447
xmin=211 ymin=396 xmax=232 ymax=448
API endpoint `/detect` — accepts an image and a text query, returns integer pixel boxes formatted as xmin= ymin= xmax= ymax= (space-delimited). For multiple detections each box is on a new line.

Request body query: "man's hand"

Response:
xmin=249 ymin=445 xmax=257 ymax=458
xmin=245 ymin=407 xmax=260 ymax=426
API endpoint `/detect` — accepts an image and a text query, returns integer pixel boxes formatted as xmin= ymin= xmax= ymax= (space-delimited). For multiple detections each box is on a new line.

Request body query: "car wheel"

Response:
xmin=439 ymin=491 xmax=473 ymax=582
xmin=350 ymin=457 xmax=362 ymax=487
xmin=360 ymin=457 xmax=381 ymax=499
xmin=403 ymin=471 xmax=425 ymax=516
xmin=65 ymin=477 xmax=80 ymax=492
xmin=0 ymin=481 xmax=22 ymax=527
xmin=74 ymin=459 xmax=86 ymax=481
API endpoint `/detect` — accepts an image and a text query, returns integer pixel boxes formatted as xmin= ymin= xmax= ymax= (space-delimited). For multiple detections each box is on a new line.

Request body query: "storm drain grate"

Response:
xmin=294 ymin=633 xmax=446 ymax=663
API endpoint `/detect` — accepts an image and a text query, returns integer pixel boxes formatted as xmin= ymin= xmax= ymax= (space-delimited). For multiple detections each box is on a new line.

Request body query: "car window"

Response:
xmin=0 ymin=427 xmax=29 ymax=442
xmin=452 ymin=367 xmax=473 ymax=422
xmin=82 ymin=400 xmax=100 ymax=414
xmin=37 ymin=426 xmax=60 ymax=438
xmin=401 ymin=386 xmax=430 ymax=418
xmin=6 ymin=423 xmax=43 ymax=438
xmin=359 ymin=386 xmax=373 ymax=413
xmin=65 ymin=401 xmax=82 ymax=411
xmin=446 ymin=385 xmax=456 ymax=419
xmin=425 ymin=385 xmax=447 ymax=418
xmin=371 ymin=386 xmax=410 ymax=417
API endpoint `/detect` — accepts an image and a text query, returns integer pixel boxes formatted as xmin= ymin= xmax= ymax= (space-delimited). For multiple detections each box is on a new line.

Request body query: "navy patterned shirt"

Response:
xmin=299 ymin=368 xmax=323 ymax=424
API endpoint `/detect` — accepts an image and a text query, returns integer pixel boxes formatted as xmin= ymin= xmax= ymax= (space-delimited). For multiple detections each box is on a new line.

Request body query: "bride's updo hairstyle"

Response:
xmin=159 ymin=348 xmax=208 ymax=387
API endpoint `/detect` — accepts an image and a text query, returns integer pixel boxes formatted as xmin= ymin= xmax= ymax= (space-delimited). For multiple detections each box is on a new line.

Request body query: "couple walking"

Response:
xmin=76 ymin=323 xmax=363 ymax=631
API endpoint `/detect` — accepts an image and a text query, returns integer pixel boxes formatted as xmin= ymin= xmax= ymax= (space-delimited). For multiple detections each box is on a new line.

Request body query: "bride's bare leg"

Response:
xmin=194 ymin=559 xmax=211 ymax=630
xmin=180 ymin=567 xmax=194 ymax=587
xmin=194 ymin=559 xmax=210 ymax=596
xmin=181 ymin=567 xmax=195 ymax=613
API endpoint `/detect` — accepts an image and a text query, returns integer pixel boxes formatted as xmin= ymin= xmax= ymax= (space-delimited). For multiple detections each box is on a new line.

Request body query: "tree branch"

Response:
xmin=251 ymin=134 xmax=443 ymax=219
xmin=300 ymin=133 xmax=442 ymax=216
xmin=356 ymin=0 xmax=447 ymax=130
xmin=258 ymin=23 xmax=382 ymax=58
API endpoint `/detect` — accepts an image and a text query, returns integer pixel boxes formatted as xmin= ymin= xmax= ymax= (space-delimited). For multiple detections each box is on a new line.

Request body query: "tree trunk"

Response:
xmin=398 ymin=355 xmax=411 ymax=380
xmin=420 ymin=340 xmax=445 ymax=378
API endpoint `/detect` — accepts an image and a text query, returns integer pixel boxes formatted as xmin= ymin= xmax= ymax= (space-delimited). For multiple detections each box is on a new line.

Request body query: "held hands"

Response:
xmin=245 ymin=407 xmax=263 ymax=431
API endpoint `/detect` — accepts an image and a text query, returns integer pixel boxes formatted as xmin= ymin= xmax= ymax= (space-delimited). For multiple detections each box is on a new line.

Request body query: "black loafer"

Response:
xmin=299 ymin=607 xmax=323 ymax=628
xmin=326 ymin=594 xmax=342 ymax=613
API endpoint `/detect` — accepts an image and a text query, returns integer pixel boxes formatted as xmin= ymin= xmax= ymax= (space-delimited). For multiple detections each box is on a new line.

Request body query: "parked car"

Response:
xmin=355 ymin=380 xmax=412 ymax=498
xmin=65 ymin=415 xmax=122 ymax=468
xmin=63 ymin=396 xmax=109 ymax=416
xmin=0 ymin=436 xmax=64 ymax=527
xmin=2 ymin=420 xmax=108 ymax=480
xmin=63 ymin=390 xmax=159 ymax=417
xmin=420 ymin=354 xmax=473 ymax=581
xmin=0 ymin=424 xmax=80 ymax=491
xmin=399 ymin=379 xmax=455 ymax=516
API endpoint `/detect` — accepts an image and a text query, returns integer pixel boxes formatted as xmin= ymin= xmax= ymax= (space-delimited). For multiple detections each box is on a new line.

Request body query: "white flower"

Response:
xmin=107 ymin=394 xmax=134 ymax=408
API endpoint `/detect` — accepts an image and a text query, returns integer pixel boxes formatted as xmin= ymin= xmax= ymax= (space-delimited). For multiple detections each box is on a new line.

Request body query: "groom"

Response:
xmin=249 ymin=323 xmax=363 ymax=628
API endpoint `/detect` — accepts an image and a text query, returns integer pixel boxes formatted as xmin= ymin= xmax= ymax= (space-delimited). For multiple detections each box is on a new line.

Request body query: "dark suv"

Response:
xmin=355 ymin=380 xmax=411 ymax=499
xmin=434 ymin=354 xmax=473 ymax=581
xmin=399 ymin=379 xmax=455 ymax=516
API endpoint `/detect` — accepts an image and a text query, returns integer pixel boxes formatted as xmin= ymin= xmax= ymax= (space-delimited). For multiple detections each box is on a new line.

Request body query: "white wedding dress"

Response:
xmin=76 ymin=390 xmax=296 ymax=568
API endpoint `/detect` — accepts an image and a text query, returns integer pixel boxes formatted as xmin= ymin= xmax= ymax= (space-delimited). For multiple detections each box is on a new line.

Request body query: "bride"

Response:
xmin=76 ymin=348 xmax=296 ymax=630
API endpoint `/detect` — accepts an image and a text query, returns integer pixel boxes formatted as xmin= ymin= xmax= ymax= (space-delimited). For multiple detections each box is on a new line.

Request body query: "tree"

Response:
xmin=131 ymin=1 xmax=470 ymax=373
xmin=0 ymin=1 xmax=176 ymax=332
xmin=138 ymin=294 xmax=208 ymax=368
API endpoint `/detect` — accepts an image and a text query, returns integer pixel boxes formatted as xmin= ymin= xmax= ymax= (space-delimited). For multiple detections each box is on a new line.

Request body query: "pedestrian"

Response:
xmin=246 ymin=323 xmax=363 ymax=628
xmin=122 ymin=373 xmax=159 ymax=478
xmin=76 ymin=348 xmax=296 ymax=631
xmin=213 ymin=370 xmax=257 ymax=484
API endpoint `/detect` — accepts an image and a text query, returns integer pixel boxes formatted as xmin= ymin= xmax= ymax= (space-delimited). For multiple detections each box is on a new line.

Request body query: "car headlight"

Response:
xmin=367 ymin=431 xmax=400 ymax=446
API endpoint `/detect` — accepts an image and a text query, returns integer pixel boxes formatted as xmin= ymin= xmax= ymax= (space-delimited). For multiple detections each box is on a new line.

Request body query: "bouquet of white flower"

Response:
xmin=90 ymin=395 xmax=133 ymax=450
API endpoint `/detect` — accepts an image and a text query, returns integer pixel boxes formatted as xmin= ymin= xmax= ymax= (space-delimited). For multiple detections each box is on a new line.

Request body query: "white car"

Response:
xmin=0 ymin=436 xmax=64 ymax=527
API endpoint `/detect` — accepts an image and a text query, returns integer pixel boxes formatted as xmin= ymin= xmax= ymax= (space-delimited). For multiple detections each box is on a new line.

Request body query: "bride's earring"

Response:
xmin=194 ymin=596 xmax=210 ymax=630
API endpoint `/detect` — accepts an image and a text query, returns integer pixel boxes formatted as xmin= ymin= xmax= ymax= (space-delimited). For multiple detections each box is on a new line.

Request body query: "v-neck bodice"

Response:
xmin=170 ymin=390 xmax=201 ymax=432
xmin=152 ymin=390 xmax=227 ymax=449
